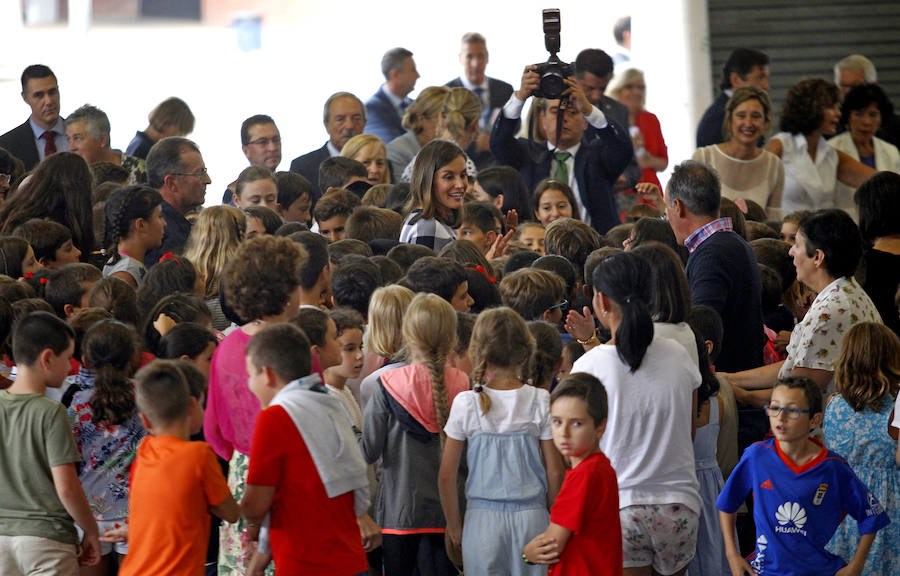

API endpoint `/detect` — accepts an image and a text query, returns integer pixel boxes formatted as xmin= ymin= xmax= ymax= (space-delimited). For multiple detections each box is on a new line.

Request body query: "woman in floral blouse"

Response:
xmin=723 ymin=209 xmax=882 ymax=400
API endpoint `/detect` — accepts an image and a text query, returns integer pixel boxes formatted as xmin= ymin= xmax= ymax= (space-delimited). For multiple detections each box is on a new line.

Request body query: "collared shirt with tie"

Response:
xmin=547 ymin=141 xmax=588 ymax=224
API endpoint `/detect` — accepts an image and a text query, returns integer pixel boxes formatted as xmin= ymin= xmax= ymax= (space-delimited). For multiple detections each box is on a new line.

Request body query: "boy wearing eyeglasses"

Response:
xmin=717 ymin=376 xmax=889 ymax=576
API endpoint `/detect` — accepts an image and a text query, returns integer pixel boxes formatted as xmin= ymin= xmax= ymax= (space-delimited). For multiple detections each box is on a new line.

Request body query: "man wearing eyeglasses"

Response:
xmin=145 ymin=137 xmax=211 ymax=266
xmin=223 ymin=114 xmax=282 ymax=204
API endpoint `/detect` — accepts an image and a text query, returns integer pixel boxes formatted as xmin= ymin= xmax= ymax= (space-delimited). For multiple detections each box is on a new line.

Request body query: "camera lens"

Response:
xmin=540 ymin=73 xmax=564 ymax=100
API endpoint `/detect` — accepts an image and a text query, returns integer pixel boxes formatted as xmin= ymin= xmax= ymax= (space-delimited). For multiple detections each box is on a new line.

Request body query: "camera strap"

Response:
xmin=555 ymin=96 xmax=569 ymax=151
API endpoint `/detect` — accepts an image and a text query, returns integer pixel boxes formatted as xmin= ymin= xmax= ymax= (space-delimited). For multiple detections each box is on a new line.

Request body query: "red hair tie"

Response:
xmin=40 ymin=277 xmax=48 ymax=285
xmin=158 ymin=252 xmax=181 ymax=266
xmin=468 ymin=265 xmax=496 ymax=284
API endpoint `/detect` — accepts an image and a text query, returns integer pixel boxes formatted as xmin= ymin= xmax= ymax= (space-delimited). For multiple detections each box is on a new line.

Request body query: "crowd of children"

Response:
xmin=2 ymin=112 xmax=900 ymax=576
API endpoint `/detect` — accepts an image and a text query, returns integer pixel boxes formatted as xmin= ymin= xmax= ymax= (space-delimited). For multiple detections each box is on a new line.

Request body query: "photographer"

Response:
xmin=490 ymin=66 xmax=632 ymax=234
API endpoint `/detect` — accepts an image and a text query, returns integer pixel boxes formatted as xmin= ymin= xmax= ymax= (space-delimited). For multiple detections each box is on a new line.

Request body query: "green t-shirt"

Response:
xmin=0 ymin=391 xmax=81 ymax=544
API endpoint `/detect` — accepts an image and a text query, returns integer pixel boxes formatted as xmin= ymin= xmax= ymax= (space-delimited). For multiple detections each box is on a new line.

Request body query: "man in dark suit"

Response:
xmin=696 ymin=49 xmax=770 ymax=148
xmin=289 ymin=92 xmax=366 ymax=199
xmin=0 ymin=64 xmax=67 ymax=171
xmin=445 ymin=32 xmax=514 ymax=169
xmin=574 ymin=49 xmax=640 ymax=192
xmin=364 ymin=48 xmax=419 ymax=144
xmin=490 ymin=65 xmax=632 ymax=235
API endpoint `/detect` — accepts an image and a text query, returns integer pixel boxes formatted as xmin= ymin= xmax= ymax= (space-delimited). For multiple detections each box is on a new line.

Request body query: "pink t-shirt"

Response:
xmin=204 ymin=329 xmax=258 ymax=459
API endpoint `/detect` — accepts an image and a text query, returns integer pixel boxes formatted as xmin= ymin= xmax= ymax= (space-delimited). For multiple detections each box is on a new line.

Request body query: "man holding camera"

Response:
xmin=490 ymin=66 xmax=632 ymax=234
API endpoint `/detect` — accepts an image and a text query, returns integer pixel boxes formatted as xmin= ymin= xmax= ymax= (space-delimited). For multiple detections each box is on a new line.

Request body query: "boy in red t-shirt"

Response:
xmin=524 ymin=373 xmax=623 ymax=575
xmin=114 ymin=360 xmax=239 ymax=576
xmin=241 ymin=323 xmax=373 ymax=575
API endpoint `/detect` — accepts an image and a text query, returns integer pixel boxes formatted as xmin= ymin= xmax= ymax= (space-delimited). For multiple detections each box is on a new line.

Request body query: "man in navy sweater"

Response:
xmin=665 ymin=161 xmax=764 ymax=373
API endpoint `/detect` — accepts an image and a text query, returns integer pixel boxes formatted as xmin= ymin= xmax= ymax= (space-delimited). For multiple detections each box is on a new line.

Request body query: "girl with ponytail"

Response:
xmin=571 ymin=251 xmax=703 ymax=576
xmin=102 ymin=185 xmax=166 ymax=289
xmin=362 ymin=293 xmax=469 ymax=575
xmin=439 ymin=307 xmax=563 ymax=574
xmin=68 ymin=319 xmax=146 ymax=573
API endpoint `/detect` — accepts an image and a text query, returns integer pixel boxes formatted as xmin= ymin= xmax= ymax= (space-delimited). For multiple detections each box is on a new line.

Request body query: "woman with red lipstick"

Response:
xmin=766 ymin=78 xmax=875 ymax=215
xmin=693 ymin=86 xmax=785 ymax=219
xmin=399 ymin=140 xmax=467 ymax=252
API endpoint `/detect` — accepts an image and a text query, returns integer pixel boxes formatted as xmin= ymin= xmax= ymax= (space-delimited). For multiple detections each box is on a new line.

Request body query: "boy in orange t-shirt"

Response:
xmin=111 ymin=360 xmax=239 ymax=576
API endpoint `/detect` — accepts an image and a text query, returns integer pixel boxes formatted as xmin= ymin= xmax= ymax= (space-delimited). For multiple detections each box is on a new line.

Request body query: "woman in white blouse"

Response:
xmin=693 ymin=86 xmax=785 ymax=219
xmin=765 ymin=78 xmax=874 ymax=214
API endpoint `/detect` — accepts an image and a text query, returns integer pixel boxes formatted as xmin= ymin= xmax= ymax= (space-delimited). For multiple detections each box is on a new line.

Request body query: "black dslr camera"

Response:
xmin=532 ymin=9 xmax=573 ymax=100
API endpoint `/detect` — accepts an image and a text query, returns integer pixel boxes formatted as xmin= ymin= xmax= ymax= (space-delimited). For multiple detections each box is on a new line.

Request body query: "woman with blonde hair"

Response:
xmin=341 ymin=133 xmax=391 ymax=186
xmin=693 ymin=86 xmax=785 ymax=219
xmin=388 ymin=86 xmax=450 ymax=178
xmin=182 ymin=205 xmax=246 ymax=330
xmin=401 ymin=87 xmax=481 ymax=182
xmin=606 ymin=68 xmax=668 ymax=190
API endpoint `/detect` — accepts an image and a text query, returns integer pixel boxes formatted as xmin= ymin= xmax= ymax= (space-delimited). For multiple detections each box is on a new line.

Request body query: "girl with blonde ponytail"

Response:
xmin=438 ymin=307 xmax=564 ymax=575
xmin=362 ymin=293 xmax=469 ymax=575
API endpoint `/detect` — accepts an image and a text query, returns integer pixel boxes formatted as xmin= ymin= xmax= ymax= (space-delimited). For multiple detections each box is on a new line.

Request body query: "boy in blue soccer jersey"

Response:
xmin=717 ymin=377 xmax=890 ymax=576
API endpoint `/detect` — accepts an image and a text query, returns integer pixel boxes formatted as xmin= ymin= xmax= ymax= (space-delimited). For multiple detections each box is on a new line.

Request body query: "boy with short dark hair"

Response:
xmin=456 ymin=201 xmax=502 ymax=255
xmin=403 ymin=256 xmax=473 ymax=313
xmin=717 ymin=376 xmax=889 ymax=576
xmin=242 ymin=322 xmax=372 ymax=574
xmin=314 ymin=189 xmax=361 ymax=242
xmin=45 ymin=263 xmax=102 ymax=318
xmin=0 ymin=312 xmax=101 ymax=573
xmin=116 ymin=360 xmax=239 ymax=575
xmin=12 ymin=219 xmax=82 ymax=269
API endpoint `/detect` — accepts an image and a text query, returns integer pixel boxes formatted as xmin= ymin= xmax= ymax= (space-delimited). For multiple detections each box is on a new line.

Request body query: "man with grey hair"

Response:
xmin=832 ymin=54 xmax=900 ymax=147
xmin=65 ymin=104 xmax=146 ymax=183
xmin=290 ymin=91 xmax=366 ymax=198
xmin=364 ymin=47 xmax=419 ymax=144
xmin=833 ymin=54 xmax=877 ymax=98
xmin=446 ymin=32 xmax=513 ymax=168
xmin=144 ymin=137 xmax=210 ymax=265
xmin=665 ymin=160 xmax=764 ymax=372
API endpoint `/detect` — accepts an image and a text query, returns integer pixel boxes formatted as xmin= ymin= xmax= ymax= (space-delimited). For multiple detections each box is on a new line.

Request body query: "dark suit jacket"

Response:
xmin=445 ymin=76 xmax=514 ymax=112
xmin=289 ymin=143 xmax=331 ymax=198
xmin=445 ymin=76 xmax=515 ymax=169
xmin=145 ymin=200 xmax=193 ymax=267
xmin=0 ymin=120 xmax=40 ymax=171
xmin=598 ymin=96 xmax=640 ymax=188
xmin=696 ymin=91 xmax=729 ymax=148
xmin=490 ymin=110 xmax=632 ymax=234
xmin=364 ymin=89 xmax=408 ymax=144
xmin=686 ymin=229 xmax=764 ymax=372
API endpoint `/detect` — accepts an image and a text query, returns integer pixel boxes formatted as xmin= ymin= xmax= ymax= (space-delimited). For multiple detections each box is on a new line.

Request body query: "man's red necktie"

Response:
xmin=40 ymin=131 xmax=57 ymax=157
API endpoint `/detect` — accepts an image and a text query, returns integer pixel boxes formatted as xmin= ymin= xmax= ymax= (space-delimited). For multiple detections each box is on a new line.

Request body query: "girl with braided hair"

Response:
xmin=67 ymin=320 xmax=146 ymax=575
xmin=439 ymin=307 xmax=564 ymax=575
xmin=569 ymin=251 xmax=702 ymax=576
xmin=362 ymin=293 xmax=469 ymax=575
xmin=102 ymin=185 xmax=166 ymax=289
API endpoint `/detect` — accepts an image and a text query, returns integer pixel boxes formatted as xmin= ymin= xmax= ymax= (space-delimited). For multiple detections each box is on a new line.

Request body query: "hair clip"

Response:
xmin=158 ymin=252 xmax=181 ymax=266
xmin=25 ymin=272 xmax=33 ymax=279
xmin=473 ymin=383 xmax=484 ymax=393
xmin=468 ymin=265 xmax=496 ymax=284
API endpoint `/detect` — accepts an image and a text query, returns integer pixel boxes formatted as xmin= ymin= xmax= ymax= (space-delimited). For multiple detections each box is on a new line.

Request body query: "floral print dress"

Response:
xmin=69 ymin=387 xmax=147 ymax=522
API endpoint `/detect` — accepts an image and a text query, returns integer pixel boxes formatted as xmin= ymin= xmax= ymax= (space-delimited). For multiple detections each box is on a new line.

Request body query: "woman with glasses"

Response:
xmin=724 ymin=209 xmax=882 ymax=402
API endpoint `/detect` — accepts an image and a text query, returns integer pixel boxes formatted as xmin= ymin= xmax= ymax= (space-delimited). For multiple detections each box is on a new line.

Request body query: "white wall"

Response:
xmin=0 ymin=0 xmax=711 ymax=202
